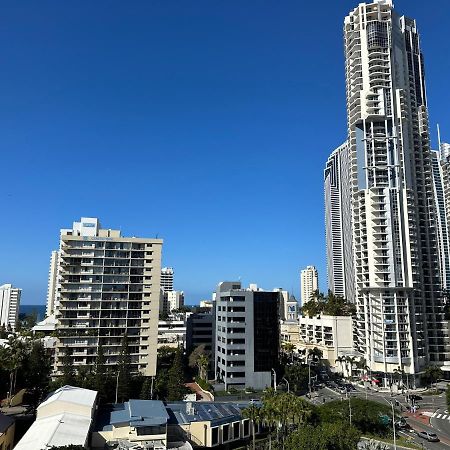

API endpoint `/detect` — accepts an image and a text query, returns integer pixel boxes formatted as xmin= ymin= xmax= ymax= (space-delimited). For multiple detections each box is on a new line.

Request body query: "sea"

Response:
xmin=19 ymin=304 xmax=46 ymax=322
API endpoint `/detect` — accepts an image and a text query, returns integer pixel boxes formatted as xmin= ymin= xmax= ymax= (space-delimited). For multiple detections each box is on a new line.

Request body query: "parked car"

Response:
xmin=417 ymin=431 xmax=439 ymax=442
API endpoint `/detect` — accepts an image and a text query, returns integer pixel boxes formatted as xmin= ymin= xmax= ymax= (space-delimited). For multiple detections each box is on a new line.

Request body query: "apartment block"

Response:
xmin=186 ymin=312 xmax=214 ymax=353
xmin=46 ymin=250 xmax=59 ymax=317
xmin=340 ymin=0 xmax=447 ymax=376
xmin=160 ymin=267 xmax=174 ymax=291
xmin=0 ymin=284 xmax=21 ymax=331
xmin=52 ymin=217 xmax=162 ymax=376
xmin=300 ymin=266 xmax=318 ymax=306
xmin=215 ymin=282 xmax=279 ymax=390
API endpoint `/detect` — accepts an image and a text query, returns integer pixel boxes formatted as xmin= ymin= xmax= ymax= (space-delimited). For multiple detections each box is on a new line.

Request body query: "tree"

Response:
xmin=166 ymin=347 xmax=188 ymax=401
xmin=188 ymin=345 xmax=209 ymax=380
xmin=422 ymin=365 xmax=443 ymax=388
xmin=22 ymin=340 xmax=52 ymax=406
xmin=284 ymin=363 xmax=309 ymax=392
xmin=359 ymin=441 xmax=389 ymax=450
xmin=285 ymin=422 xmax=360 ymax=450
xmin=335 ymin=356 xmax=346 ymax=375
xmin=345 ymin=356 xmax=358 ymax=379
xmin=60 ymin=347 xmax=76 ymax=386
xmin=117 ymin=335 xmax=132 ymax=402
xmin=282 ymin=342 xmax=296 ymax=362
xmin=94 ymin=342 xmax=107 ymax=402
xmin=242 ymin=403 xmax=261 ymax=450
xmin=140 ymin=377 xmax=154 ymax=400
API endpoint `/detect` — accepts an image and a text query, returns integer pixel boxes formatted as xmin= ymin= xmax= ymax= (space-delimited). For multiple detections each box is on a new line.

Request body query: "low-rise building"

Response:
xmin=0 ymin=413 xmax=15 ymax=450
xmin=158 ymin=319 xmax=186 ymax=349
xmin=93 ymin=400 xmax=169 ymax=449
xmin=280 ymin=321 xmax=301 ymax=348
xmin=167 ymin=401 xmax=256 ymax=448
xmin=14 ymin=385 xmax=97 ymax=450
xmin=298 ymin=315 xmax=353 ymax=370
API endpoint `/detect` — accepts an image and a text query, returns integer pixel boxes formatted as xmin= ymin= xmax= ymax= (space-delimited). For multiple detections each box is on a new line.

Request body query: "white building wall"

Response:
xmin=0 ymin=284 xmax=21 ymax=331
xmin=300 ymin=266 xmax=319 ymax=306
xmin=46 ymin=250 xmax=60 ymax=317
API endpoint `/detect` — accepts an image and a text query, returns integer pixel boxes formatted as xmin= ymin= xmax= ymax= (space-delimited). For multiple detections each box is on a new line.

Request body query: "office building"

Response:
xmin=339 ymin=0 xmax=447 ymax=376
xmin=324 ymin=143 xmax=355 ymax=301
xmin=51 ymin=217 xmax=163 ymax=376
xmin=160 ymin=290 xmax=184 ymax=314
xmin=300 ymin=266 xmax=318 ymax=306
xmin=0 ymin=284 xmax=21 ymax=331
xmin=214 ymin=282 xmax=279 ymax=390
xmin=186 ymin=312 xmax=214 ymax=353
xmin=46 ymin=250 xmax=59 ymax=317
xmin=161 ymin=267 xmax=174 ymax=291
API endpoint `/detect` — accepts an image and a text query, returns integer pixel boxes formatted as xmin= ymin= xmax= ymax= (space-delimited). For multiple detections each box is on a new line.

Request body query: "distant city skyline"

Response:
xmin=1 ymin=0 xmax=449 ymax=305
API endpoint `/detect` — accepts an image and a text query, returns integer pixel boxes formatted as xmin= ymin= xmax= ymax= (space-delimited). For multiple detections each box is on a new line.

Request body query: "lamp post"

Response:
xmin=308 ymin=359 xmax=317 ymax=397
xmin=282 ymin=377 xmax=290 ymax=393
xmin=271 ymin=368 xmax=277 ymax=391
xmin=383 ymin=398 xmax=397 ymax=450
xmin=115 ymin=371 xmax=120 ymax=404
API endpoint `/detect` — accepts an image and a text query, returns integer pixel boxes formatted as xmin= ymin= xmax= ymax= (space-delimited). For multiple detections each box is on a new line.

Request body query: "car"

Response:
xmin=417 ymin=431 xmax=439 ymax=442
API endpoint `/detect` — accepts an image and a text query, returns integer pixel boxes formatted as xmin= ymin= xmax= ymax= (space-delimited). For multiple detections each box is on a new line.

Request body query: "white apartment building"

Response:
xmin=324 ymin=143 xmax=355 ymax=302
xmin=431 ymin=150 xmax=450 ymax=290
xmin=160 ymin=267 xmax=174 ymax=291
xmin=215 ymin=282 xmax=280 ymax=390
xmin=274 ymin=288 xmax=299 ymax=321
xmin=157 ymin=319 xmax=186 ymax=349
xmin=298 ymin=315 xmax=353 ymax=370
xmin=340 ymin=0 xmax=447 ymax=376
xmin=300 ymin=266 xmax=318 ymax=306
xmin=46 ymin=250 xmax=59 ymax=317
xmin=0 ymin=284 xmax=21 ymax=331
xmin=51 ymin=217 xmax=163 ymax=376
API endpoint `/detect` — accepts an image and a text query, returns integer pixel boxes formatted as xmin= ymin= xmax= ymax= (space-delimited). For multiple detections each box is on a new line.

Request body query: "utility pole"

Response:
xmin=272 ymin=368 xmax=277 ymax=391
xmin=115 ymin=371 xmax=120 ymax=404
xmin=383 ymin=398 xmax=397 ymax=450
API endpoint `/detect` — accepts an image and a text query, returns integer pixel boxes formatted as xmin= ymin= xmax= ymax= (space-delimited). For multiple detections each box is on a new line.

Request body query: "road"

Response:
xmin=307 ymin=385 xmax=450 ymax=448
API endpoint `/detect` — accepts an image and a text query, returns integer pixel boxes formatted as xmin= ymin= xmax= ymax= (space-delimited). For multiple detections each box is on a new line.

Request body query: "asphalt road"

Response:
xmin=308 ymin=385 xmax=450 ymax=448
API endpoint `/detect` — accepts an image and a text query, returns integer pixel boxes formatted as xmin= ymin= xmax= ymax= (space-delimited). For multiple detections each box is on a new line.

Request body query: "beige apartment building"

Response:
xmin=52 ymin=217 xmax=162 ymax=376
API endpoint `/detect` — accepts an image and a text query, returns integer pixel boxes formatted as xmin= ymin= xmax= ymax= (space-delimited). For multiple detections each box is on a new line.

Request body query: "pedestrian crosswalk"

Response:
xmin=431 ymin=411 xmax=450 ymax=420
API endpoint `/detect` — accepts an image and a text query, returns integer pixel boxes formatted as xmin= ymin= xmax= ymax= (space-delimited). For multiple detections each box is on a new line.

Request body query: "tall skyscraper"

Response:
xmin=0 ymin=284 xmax=21 ymax=331
xmin=46 ymin=250 xmax=60 ymax=317
xmin=214 ymin=282 xmax=280 ymax=390
xmin=431 ymin=150 xmax=450 ymax=290
xmin=341 ymin=0 xmax=447 ymax=376
xmin=52 ymin=217 xmax=163 ymax=376
xmin=160 ymin=267 xmax=174 ymax=291
xmin=324 ymin=143 xmax=355 ymax=301
xmin=300 ymin=266 xmax=319 ymax=306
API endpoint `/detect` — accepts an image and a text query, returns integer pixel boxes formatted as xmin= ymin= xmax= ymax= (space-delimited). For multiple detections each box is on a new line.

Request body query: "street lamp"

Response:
xmin=271 ymin=368 xmax=277 ymax=391
xmin=282 ymin=377 xmax=290 ymax=393
xmin=115 ymin=371 xmax=120 ymax=404
xmin=383 ymin=398 xmax=397 ymax=450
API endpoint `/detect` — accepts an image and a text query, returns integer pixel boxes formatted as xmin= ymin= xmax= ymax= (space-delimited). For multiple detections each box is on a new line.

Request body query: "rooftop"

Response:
xmin=166 ymin=402 xmax=243 ymax=427
xmin=14 ymin=412 xmax=91 ymax=450
xmin=40 ymin=385 xmax=97 ymax=411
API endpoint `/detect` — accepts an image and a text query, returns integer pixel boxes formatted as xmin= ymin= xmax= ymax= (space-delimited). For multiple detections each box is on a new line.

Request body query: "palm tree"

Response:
xmin=308 ymin=347 xmax=323 ymax=362
xmin=242 ymin=403 xmax=261 ymax=450
xmin=345 ymin=356 xmax=357 ymax=379
xmin=282 ymin=342 xmax=296 ymax=362
xmin=197 ymin=354 xmax=209 ymax=380
xmin=335 ymin=355 xmax=346 ymax=375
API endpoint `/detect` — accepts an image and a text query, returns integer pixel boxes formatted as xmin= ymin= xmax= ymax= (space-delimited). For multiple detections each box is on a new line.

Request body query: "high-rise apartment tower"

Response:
xmin=0 ymin=284 xmax=21 ymax=331
xmin=52 ymin=218 xmax=163 ymax=376
xmin=342 ymin=0 xmax=447 ymax=376
xmin=300 ymin=266 xmax=319 ymax=306
xmin=324 ymin=143 xmax=355 ymax=301
xmin=160 ymin=267 xmax=174 ymax=291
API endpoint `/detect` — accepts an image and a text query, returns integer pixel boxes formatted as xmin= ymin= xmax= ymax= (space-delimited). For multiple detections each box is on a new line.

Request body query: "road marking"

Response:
xmin=437 ymin=414 xmax=443 ymax=419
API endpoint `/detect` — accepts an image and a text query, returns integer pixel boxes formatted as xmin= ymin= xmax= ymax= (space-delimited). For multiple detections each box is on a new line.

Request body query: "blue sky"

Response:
xmin=1 ymin=1 xmax=449 ymax=305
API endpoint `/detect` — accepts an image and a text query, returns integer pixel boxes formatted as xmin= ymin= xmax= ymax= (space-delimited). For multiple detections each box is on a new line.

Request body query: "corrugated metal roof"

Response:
xmin=14 ymin=412 xmax=91 ymax=450
xmin=40 ymin=385 xmax=97 ymax=411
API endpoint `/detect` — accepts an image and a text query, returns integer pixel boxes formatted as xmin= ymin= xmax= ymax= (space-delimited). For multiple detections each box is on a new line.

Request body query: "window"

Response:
xmin=211 ymin=427 xmax=219 ymax=445
xmin=243 ymin=420 xmax=250 ymax=437
xmin=233 ymin=422 xmax=240 ymax=439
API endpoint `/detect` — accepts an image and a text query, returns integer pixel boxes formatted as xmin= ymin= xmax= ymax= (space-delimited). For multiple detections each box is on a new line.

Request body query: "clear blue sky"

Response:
xmin=1 ymin=1 xmax=449 ymax=305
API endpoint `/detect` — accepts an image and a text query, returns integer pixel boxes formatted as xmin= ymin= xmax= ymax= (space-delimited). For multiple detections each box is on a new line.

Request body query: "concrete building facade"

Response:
xmin=300 ymin=266 xmax=319 ymax=306
xmin=342 ymin=0 xmax=447 ymax=376
xmin=324 ymin=143 xmax=355 ymax=302
xmin=52 ymin=217 xmax=163 ymax=376
xmin=160 ymin=267 xmax=174 ymax=291
xmin=46 ymin=250 xmax=60 ymax=317
xmin=214 ymin=282 xmax=279 ymax=390
xmin=0 ymin=284 xmax=21 ymax=331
